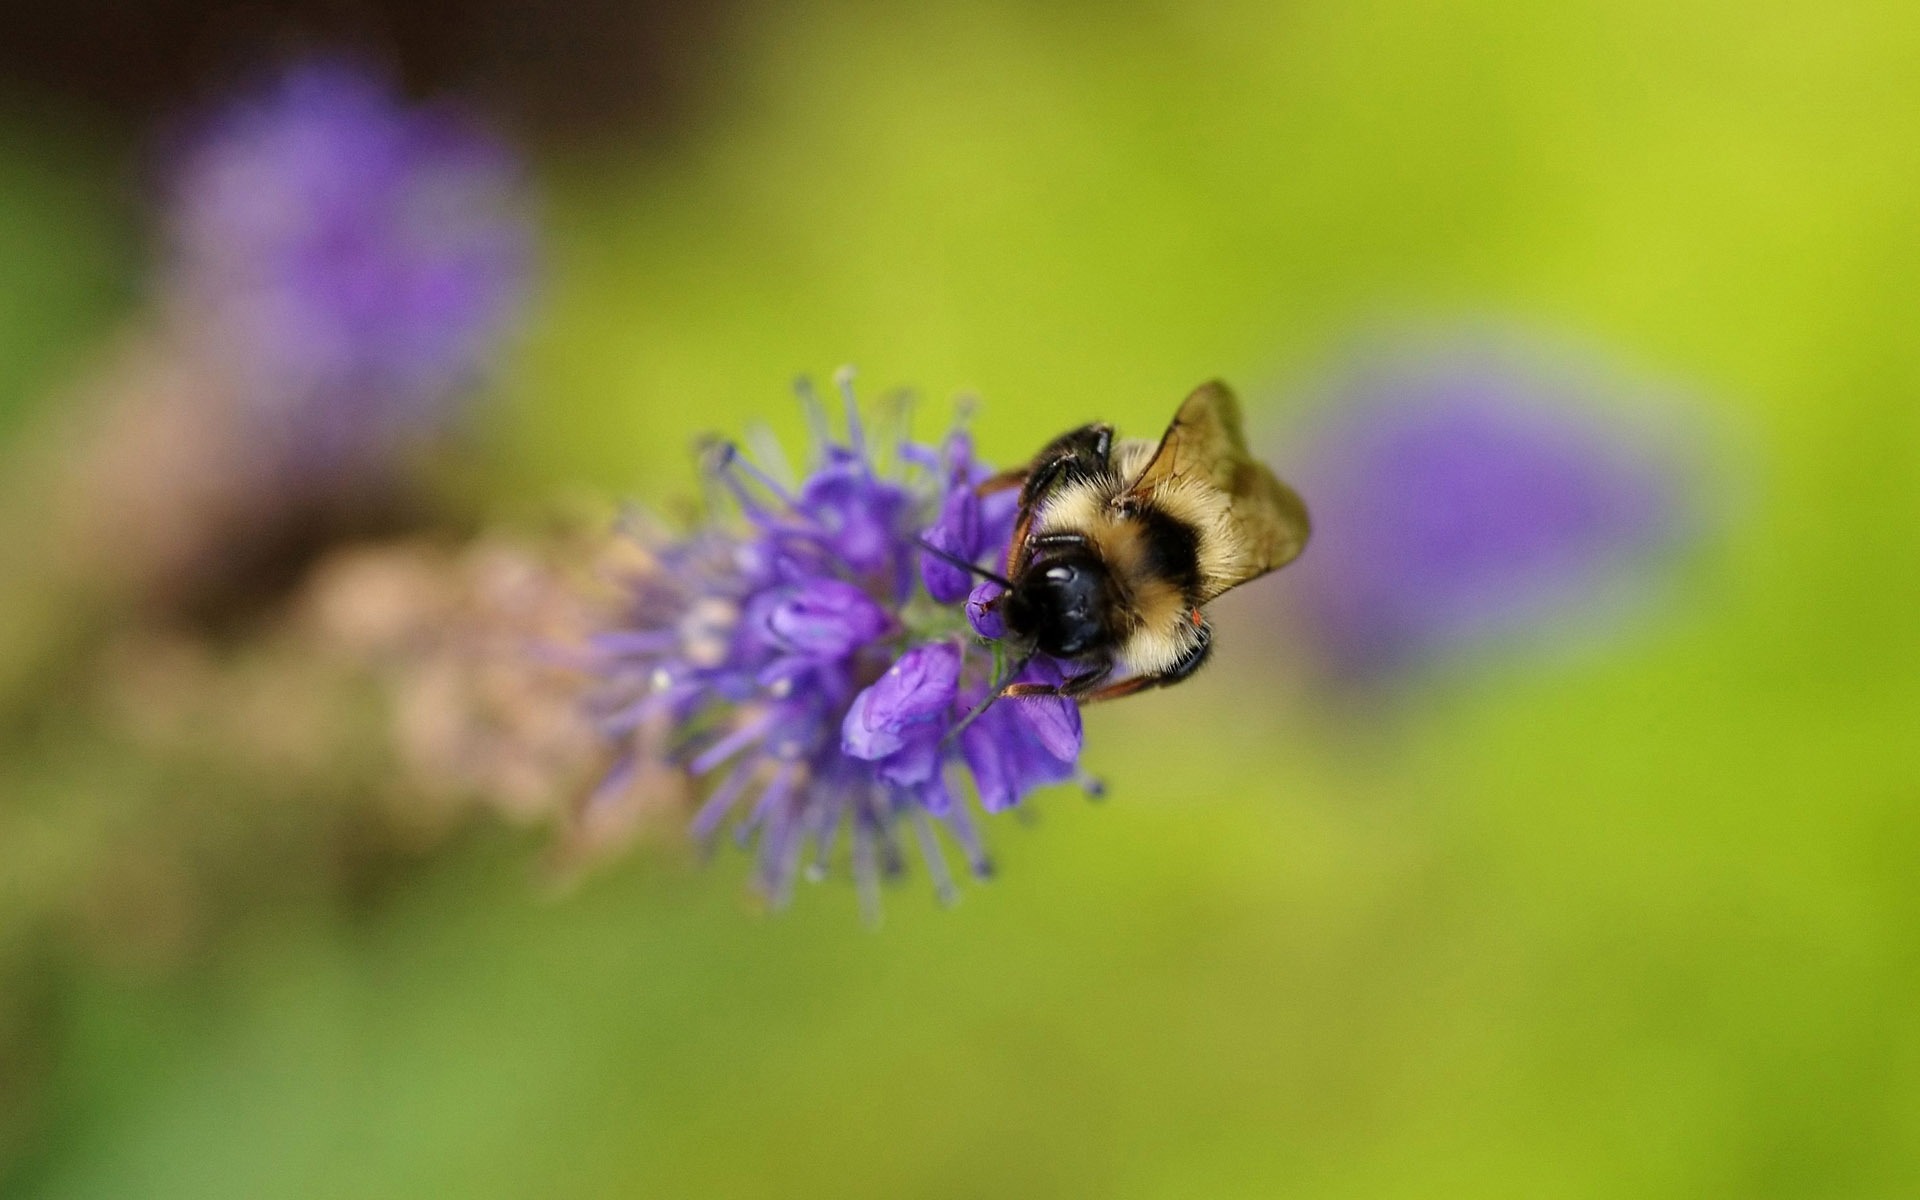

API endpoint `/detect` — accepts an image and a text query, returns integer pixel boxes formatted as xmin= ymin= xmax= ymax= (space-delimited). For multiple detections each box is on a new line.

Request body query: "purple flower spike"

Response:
xmin=1286 ymin=336 xmax=1695 ymax=683
xmin=164 ymin=58 xmax=532 ymax=479
xmin=584 ymin=375 xmax=1089 ymax=910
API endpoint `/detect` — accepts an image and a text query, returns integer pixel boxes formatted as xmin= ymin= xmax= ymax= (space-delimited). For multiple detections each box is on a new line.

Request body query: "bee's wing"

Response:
xmin=1127 ymin=380 xmax=1311 ymax=601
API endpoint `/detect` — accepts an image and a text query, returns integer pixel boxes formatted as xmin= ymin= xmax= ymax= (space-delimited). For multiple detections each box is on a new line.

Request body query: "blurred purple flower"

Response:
xmin=585 ymin=373 xmax=1088 ymax=912
xmin=164 ymin=59 xmax=531 ymax=475
xmin=1289 ymin=342 xmax=1692 ymax=682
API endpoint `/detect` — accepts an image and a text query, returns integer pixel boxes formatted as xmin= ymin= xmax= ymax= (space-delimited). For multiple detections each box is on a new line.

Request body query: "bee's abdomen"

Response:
xmin=1134 ymin=505 xmax=1204 ymax=602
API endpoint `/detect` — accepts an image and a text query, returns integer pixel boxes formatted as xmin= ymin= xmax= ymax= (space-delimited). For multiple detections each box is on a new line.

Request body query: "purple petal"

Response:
xmin=959 ymin=718 xmax=1017 ymax=812
xmin=966 ymin=581 xmax=1008 ymax=640
xmin=1011 ymin=693 xmax=1081 ymax=762
xmin=875 ymin=729 xmax=943 ymax=787
xmin=764 ymin=578 xmax=890 ymax=658
xmin=958 ymin=697 xmax=1077 ymax=812
xmin=919 ymin=486 xmax=981 ymax=604
xmin=978 ymin=488 xmax=1020 ymax=557
xmin=800 ymin=466 xmax=911 ymax=573
xmin=942 ymin=429 xmax=976 ymax=478
xmin=841 ymin=687 xmax=903 ymax=759
xmin=871 ymin=643 xmax=963 ymax=723
xmin=840 ymin=642 xmax=962 ymax=760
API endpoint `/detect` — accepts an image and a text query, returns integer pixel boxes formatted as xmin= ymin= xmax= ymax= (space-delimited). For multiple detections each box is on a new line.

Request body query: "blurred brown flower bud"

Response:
xmin=302 ymin=537 xmax=616 ymax=839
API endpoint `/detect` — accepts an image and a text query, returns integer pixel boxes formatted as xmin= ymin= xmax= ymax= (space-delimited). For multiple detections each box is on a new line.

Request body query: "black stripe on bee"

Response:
xmin=1135 ymin=506 xmax=1203 ymax=600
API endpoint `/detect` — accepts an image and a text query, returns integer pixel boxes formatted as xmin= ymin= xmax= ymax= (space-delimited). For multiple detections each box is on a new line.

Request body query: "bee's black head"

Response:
xmin=1004 ymin=552 xmax=1114 ymax=659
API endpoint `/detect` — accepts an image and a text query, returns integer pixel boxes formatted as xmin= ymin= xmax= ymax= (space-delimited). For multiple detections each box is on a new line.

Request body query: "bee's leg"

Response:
xmin=1153 ymin=618 xmax=1214 ymax=687
xmin=1018 ymin=424 xmax=1112 ymax=507
xmin=1069 ymin=675 xmax=1154 ymax=704
xmin=1000 ymin=424 xmax=1112 ymax=502
xmin=999 ymin=655 xmax=1113 ymax=700
xmin=1028 ymin=530 xmax=1092 ymax=554
xmin=978 ymin=467 xmax=1027 ymax=495
xmin=1076 ymin=619 xmax=1213 ymax=704
xmin=1003 ymin=452 xmax=1076 ymax=575
xmin=1000 ymin=682 xmax=1060 ymax=699
xmin=1061 ymin=659 xmax=1116 ymax=697
xmin=1007 ymin=668 xmax=1149 ymax=704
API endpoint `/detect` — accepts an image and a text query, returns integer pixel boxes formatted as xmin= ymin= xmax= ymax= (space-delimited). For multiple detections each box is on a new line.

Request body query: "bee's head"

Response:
xmin=1004 ymin=551 xmax=1114 ymax=659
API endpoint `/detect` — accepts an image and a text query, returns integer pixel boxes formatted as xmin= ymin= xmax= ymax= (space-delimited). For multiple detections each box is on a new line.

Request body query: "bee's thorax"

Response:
xmin=1017 ymin=474 xmax=1221 ymax=675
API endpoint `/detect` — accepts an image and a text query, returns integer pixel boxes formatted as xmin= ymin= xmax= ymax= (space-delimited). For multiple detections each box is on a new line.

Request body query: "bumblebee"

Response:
xmin=982 ymin=381 xmax=1309 ymax=702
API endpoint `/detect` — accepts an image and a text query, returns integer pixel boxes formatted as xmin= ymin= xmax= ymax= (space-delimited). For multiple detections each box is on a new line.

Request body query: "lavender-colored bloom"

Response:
xmin=959 ymin=657 xmax=1082 ymax=811
xmin=164 ymin=59 xmax=531 ymax=475
xmin=966 ymin=581 xmax=1009 ymax=640
xmin=1288 ymin=342 xmax=1692 ymax=682
xmin=842 ymin=643 xmax=962 ymax=760
xmin=920 ymin=486 xmax=983 ymax=604
xmin=587 ymin=374 xmax=1090 ymax=912
xmin=918 ymin=428 xmax=1016 ymax=603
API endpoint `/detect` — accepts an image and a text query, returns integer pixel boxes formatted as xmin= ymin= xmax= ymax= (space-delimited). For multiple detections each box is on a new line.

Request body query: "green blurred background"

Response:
xmin=4 ymin=0 xmax=1919 ymax=1196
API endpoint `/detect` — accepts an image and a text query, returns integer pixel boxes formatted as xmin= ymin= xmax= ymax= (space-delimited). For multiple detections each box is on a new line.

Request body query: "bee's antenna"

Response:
xmin=911 ymin=536 xmax=1013 ymax=589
